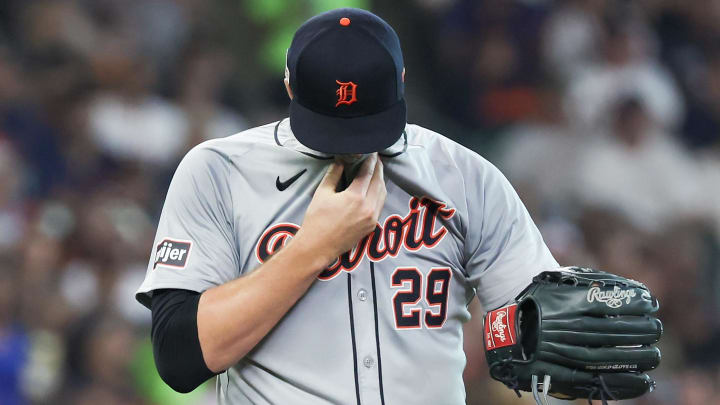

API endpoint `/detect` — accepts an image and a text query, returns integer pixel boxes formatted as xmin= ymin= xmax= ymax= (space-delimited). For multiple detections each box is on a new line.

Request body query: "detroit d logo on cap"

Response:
xmin=335 ymin=80 xmax=358 ymax=107
xmin=153 ymin=238 xmax=192 ymax=269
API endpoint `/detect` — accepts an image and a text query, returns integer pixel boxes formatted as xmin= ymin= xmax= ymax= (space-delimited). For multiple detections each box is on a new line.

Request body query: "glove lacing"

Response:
xmin=587 ymin=374 xmax=618 ymax=405
xmin=489 ymin=355 xmax=536 ymax=398
xmin=488 ymin=359 xmax=522 ymax=397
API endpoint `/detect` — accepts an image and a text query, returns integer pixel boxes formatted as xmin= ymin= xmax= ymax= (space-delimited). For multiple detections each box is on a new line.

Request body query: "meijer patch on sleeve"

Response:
xmin=154 ymin=238 xmax=192 ymax=269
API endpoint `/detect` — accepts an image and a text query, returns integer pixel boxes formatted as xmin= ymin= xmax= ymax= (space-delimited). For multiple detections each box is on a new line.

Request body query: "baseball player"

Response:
xmin=136 ymin=8 xmax=661 ymax=405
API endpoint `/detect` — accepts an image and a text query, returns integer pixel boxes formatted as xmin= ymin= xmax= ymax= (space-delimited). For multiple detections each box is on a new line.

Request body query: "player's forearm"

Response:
xmin=197 ymin=239 xmax=332 ymax=373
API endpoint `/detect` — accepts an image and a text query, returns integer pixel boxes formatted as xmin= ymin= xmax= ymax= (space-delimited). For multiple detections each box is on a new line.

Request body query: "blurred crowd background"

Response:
xmin=0 ymin=0 xmax=718 ymax=404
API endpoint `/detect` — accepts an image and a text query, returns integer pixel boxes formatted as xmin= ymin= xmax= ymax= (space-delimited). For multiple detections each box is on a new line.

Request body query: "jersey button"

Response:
xmin=357 ymin=289 xmax=368 ymax=302
xmin=363 ymin=356 xmax=375 ymax=368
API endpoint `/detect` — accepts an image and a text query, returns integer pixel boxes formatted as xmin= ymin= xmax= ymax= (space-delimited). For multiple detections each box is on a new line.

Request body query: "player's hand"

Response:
xmin=293 ymin=153 xmax=386 ymax=268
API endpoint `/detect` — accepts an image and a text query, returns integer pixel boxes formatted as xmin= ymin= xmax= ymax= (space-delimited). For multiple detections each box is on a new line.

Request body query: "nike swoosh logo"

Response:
xmin=276 ymin=169 xmax=307 ymax=191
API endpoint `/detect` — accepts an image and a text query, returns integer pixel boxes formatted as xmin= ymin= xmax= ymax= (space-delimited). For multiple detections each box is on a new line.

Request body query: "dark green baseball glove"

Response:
xmin=483 ymin=267 xmax=662 ymax=405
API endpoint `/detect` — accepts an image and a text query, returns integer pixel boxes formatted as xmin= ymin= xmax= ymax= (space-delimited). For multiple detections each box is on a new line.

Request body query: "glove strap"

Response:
xmin=484 ymin=303 xmax=526 ymax=394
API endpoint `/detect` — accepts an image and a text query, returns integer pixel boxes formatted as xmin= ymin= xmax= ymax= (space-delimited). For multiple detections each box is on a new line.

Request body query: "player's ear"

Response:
xmin=284 ymin=76 xmax=294 ymax=100
xmin=284 ymin=50 xmax=294 ymax=100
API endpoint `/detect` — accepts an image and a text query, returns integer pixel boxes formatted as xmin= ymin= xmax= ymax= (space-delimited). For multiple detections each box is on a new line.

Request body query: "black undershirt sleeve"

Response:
xmin=151 ymin=289 xmax=218 ymax=393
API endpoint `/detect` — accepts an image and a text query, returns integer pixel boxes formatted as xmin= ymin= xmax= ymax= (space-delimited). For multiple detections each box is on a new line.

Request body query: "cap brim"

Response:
xmin=289 ymin=99 xmax=406 ymax=154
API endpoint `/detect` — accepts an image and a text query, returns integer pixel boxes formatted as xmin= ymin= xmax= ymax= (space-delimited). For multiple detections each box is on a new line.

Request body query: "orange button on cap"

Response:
xmin=340 ymin=17 xmax=351 ymax=26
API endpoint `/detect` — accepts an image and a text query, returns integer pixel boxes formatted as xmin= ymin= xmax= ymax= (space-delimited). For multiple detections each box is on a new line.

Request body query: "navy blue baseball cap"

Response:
xmin=287 ymin=8 xmax=406 ymax=154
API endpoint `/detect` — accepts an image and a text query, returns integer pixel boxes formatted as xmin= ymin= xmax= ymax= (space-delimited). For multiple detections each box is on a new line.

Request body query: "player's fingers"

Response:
xmin=366 ymin=158 xmax=386 ymax=210
xmin=345 ymin=153 xmax=377 ymax=195
xmin=373 ymin=172 xmax=387 ymax=219
xmin=317 ymin=162 xmax=344 ymax=193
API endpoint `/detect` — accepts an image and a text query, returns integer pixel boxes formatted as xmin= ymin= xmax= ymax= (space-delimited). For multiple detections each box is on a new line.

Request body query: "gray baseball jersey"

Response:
xmin=136 ymin=119 xmax=558 ymax=405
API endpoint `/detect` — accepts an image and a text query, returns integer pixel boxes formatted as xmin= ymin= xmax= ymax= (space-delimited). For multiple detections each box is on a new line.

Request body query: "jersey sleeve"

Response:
xmin=135 ymin=145 xmax=239 ymax=309
xmin=462 ymin=157 xmax=558 ymax=311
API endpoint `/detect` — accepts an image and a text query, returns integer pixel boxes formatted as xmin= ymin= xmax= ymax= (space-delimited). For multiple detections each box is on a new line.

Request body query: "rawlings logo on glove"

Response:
xmin=586 ymin=286 xmax=637 ymax=308
xmin=492 ymin=311 xmax=508 ymax=341
xmin=484 ymin=304 xmax=517 ymax=350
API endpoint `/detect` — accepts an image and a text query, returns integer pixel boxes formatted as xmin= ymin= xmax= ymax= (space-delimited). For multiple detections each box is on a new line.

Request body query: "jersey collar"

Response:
xmin=274 ymin=118 xmax=407 ymax=159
